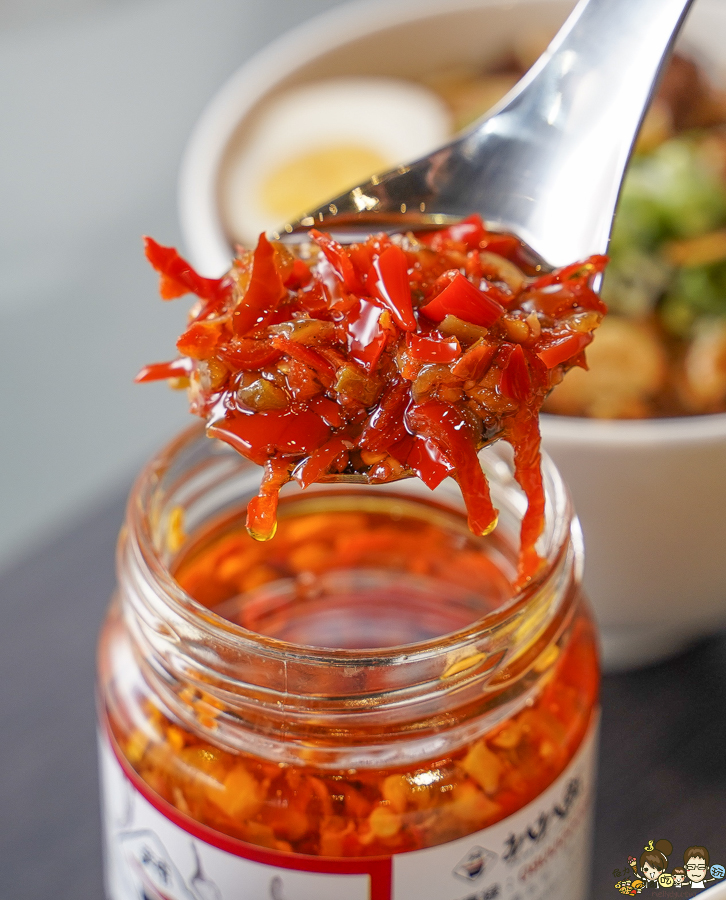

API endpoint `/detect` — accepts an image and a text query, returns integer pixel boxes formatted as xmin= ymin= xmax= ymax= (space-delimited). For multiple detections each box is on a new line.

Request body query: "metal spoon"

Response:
xmin=276 ymin=0 xmax=695 ymax=268
xmin=273 ymin=0 xmax=695 ymax=485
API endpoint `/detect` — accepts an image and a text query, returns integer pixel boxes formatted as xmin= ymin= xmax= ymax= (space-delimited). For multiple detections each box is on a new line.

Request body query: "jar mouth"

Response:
xmin=125 ymin=423 xmax=577 ymax=667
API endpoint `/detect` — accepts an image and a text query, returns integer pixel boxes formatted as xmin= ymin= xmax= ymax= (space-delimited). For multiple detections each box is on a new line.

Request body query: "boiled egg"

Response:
xmin=221 ymin=77 xmax=452 ymax=245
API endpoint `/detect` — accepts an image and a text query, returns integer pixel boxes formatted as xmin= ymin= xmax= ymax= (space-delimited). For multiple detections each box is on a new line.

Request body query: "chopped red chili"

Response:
xmin=407 ymin=332 xmax=461 ymax=363
xmin=537 ymin=331 xmax=594 ymax=369
xmin=144 ymin=237 xmax=232 ymax=310
xmin=420 ymin=272 xmax=506 ymax=328
xmin=368 ymin=243 xmax=417 ymax=331
xmin=139 ymin=218 xmax=607 ymax=583
xmin=135 ymin=357 xmax=193 ymax=384
xmin=500 ymin=344 xmax=534 ymax=402
xmin=232 ymin=233 xmax=286 ymax=335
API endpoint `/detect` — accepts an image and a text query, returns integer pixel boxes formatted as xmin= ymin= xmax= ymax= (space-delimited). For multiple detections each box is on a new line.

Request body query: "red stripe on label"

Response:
xmin=103 ymin=719 xmax=393 ymax=899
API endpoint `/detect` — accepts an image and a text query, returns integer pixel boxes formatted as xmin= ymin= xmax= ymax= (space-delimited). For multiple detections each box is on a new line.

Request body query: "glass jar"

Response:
xmin=98 ymin=425 xmax=599 ymax=900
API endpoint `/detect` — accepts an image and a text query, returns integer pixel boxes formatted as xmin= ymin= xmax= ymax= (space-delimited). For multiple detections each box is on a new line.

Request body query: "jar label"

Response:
xmin=100 ymin=715 xmax=597 ymax=900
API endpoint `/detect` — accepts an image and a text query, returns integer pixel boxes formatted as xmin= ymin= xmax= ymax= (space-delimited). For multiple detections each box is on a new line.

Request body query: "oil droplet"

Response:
xmin=248 ymin=520 xmax=278 ymax=542
xmin=480 ymin=512 xmax=499 ymax=537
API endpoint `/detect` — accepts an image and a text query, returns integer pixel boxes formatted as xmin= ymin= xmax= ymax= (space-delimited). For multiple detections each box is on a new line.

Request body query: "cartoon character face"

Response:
xmin=642 ymin=862 xmax=662 ymax=882
xmin=659 ymin=874 xmax=674 ymax=888
xmin=686 ymin=858 xmax=708 ymax=884
xmin=453 ymin=846 xmax=498 ymax=883
xmin=673 ymin=873 xmax=686 ymax=885
xmin=712 ymin=865 xmax=726 ymax=880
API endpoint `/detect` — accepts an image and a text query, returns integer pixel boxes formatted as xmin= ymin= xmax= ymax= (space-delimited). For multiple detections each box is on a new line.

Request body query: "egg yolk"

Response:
xmin=259 ymin=143 xmax=388 ymax=222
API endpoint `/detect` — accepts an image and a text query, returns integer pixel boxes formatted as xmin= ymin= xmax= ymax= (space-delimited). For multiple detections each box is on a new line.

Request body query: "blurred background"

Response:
xmin=0 ymin=0 xmax=345 ymax=573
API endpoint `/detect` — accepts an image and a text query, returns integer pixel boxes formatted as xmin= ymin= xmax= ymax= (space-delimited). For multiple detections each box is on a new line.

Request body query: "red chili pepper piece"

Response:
xmin=451 ymin=341 xmax=497 ymax=380
xmin=270 ymin=335 xmax=337 ymax=387
xmin=446 ymin=214 xmax=487 ymax=249
xmin=348 ymin=243 xmax=376 ymax=285
xmin=407 ymin=401 xmax=497 ymax=536
xmin=297 ymin=281 xmax=329 ymax=316
xmin=369 ymin=244 xmax=417 ymax=331
xmin=347 ymin=299 xmax=387 ymax=373
xmin=232 ymin=233 xmax=286 ymax=335
xmin=283 ymin=258 xmax=313 ymax=290
xmin=500 ymin=345 xmax=532 ymax=402
xmin=417 ymin=214 xmax=486 ymax=251
xmin=218 ymin=339 xmax=282 ymax=370
xmin=407 ymin=332 xmax=461 ymax=363
xmin=537 ymin=331 xmax=593 ymax=369
xmin=245 ymin=458 xmax=292 ymax=541
xmin=505 ymin=412 xmax=545 ymax=586
xmin=311 ymin=395 xmax=347 ymax=429
xmin=316 ymin=343 xmax=348 ymax=372
xmin=358 ymin=378 xmax=410 ymax=453
xmin=134 ymin=358 xmax=192 ymax=383
xmin=176 ymin=320 xmax=224 ymax=359
xmin=292 ymin=436 xmax=349 ymax=489
xmin=531 ymin=255 xmax=609 ymax=290
xmin=209 ymin=408 xmax=331 ymax=467
xmin=404 ymin=434 xmax=454 ymax=490
xmin=420 ymin=273 xmax=505 ymax=328
xmin=381 ymin=432 xmax=414 ymax=470
xmin=479 ymin=232 xmax=523 ymax=259
xmin=144 ymin=237 xmax=231 ymax=306
xmin=310 ymin=229 xmax=365 ymax=294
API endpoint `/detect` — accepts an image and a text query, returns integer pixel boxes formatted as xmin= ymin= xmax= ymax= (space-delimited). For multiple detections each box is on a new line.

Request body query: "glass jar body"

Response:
xmin=98 ymin=426 xmax=599 ymax=900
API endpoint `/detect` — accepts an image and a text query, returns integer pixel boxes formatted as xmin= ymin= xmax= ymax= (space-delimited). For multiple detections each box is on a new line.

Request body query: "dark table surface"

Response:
xmin=2 ymin=489 xmax=725 ymax=900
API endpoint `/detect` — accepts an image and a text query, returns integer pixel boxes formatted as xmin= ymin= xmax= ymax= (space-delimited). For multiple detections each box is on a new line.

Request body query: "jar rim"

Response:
xmin=124 ymin=423 xmax=577 ymax=668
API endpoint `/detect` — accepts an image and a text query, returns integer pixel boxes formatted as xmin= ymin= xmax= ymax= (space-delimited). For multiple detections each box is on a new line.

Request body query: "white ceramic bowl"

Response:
xmin=179 ymin=0 xmax=726 ymax=670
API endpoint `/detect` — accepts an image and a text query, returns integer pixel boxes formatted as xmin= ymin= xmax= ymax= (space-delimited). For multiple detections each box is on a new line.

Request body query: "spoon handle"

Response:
xmin=462 ymin=0 xmax=696 ymax=265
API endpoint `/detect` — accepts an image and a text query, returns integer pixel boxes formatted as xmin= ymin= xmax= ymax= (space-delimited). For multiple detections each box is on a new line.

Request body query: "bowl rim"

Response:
xmin=178 ymin=0 xmax=726 ymax=445
xmin=540 ymin=410 xmax=726 ymax=445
